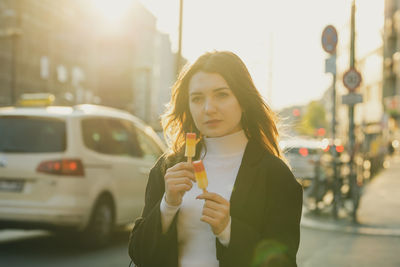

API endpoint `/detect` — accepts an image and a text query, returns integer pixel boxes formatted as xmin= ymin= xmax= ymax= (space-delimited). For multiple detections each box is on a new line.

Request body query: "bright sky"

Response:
xmin=93 ymin=0 xmax=384 ymax=110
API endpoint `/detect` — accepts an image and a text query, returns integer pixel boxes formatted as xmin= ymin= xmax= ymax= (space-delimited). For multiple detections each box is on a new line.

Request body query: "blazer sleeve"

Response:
xmin=216 ymin=215 xmax=262 ymax=266
xmin=128 ymin=157 xmax=179 ymax=267
xmin=260 ymin=158 xmax=303 ymax=267
xmin=216 ymin=156 xmax=303 ymax=267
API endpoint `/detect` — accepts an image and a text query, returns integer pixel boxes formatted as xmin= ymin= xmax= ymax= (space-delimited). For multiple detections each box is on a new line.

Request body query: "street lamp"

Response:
xmin=348 ymin=0 xmax=357 ymax=159
xmin=176 ymin=0 xmax=183 ymax=76
xmin=0 ymin=27 xmax=22 ymax=106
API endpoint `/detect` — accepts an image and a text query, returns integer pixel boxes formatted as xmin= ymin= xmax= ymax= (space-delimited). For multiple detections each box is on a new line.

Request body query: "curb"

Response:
xmin=301 ymin=215 xmax=400 ymax=237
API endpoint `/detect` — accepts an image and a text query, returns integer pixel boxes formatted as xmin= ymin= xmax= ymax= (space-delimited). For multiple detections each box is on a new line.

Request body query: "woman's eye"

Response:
xmin=191 ymin=96 xmax=202 ymax=103
xmin=216 ymin=92 xmax=229 ymax=98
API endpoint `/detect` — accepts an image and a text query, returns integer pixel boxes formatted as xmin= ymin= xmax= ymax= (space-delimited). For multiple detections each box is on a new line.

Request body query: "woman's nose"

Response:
xmin=204 ymin=98 xmax=217 ymax=113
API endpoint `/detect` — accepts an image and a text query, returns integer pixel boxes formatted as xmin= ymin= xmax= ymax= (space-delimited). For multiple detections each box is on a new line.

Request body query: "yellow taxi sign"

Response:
xmin=17 ymin=93 xmax=55 ymax=107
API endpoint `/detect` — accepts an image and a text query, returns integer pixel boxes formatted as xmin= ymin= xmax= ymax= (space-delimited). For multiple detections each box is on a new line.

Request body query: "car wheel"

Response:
xmin=82 ymin=197 xmax=114 ymax=247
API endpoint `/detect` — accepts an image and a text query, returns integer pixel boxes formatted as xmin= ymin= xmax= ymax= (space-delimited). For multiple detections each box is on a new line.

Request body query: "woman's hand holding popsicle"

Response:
xmin=193 ymin=160 xmax=228 ymax=235
xmin=164 ymin=162 xmax=196 ymax=206
xmin=196 ymin=192 xmax=230 ymax=235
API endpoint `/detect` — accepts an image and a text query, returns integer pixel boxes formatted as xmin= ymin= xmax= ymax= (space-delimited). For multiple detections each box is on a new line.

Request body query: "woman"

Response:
xmin=128 ymin=51 xmax=302 ymax=267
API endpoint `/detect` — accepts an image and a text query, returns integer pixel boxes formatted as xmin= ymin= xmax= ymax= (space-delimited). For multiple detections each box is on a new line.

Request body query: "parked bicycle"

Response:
xmin=302 ymin=145 xmax=365 ymax=223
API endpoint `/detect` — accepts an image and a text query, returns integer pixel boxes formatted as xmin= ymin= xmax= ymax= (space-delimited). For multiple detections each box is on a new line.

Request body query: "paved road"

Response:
xmin=298 ymin=227 xmax=400 ymax=267
xmin=1 ymin=227 xmax=399 ymax=266
xmin=298 ymin=155 xmax=400 ymax=266
xmin=2 ymin=157 xmax=400 ymax=266
xmin=0 ymin=230 xmax=131 ymax=267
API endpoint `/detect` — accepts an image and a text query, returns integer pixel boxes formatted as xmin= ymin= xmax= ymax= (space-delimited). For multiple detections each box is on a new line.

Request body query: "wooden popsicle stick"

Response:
xmin=187 ymin=157 xmax=192 ymax=164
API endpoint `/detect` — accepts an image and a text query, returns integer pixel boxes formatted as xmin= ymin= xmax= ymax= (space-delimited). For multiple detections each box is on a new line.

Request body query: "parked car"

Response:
xmin=0 ymin=103 xmax=166 ymax=246
xmin=280 ymin=138 xmax=324 ymax=186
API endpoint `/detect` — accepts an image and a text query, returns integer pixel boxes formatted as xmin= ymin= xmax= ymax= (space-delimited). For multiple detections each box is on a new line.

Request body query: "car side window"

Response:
xmin=104 ymin=119 xmax=143 ymax=158
xmin=82 ymin=118 xmax=107 ymax=154
xmin=136 ymin=128 xmax=163 ymax=161
xmin=81 ymin=117 xmax=143 ymax=158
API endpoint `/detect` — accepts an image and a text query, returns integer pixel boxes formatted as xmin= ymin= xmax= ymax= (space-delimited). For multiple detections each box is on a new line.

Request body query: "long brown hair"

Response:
xmin=161 ymin=51 xmax=283 ymax=161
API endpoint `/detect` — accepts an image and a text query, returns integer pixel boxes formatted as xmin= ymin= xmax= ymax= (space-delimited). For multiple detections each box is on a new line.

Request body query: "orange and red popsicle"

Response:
xmin=192 ymin=160 xmax=208 ymax=193
xmin=185 ymin=133 xmax=197 ymax=163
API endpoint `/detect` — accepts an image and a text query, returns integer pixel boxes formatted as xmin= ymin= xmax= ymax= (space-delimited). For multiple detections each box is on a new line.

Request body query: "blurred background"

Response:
xmin=0 ymin=0 xmax=400 ymax=266
xmin=0 ymin=0 xmax=398 ymax=157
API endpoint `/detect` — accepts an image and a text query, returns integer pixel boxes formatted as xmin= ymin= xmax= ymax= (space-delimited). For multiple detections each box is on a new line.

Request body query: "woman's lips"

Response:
xmin=204 ymin=120 xmax=222 ymax=127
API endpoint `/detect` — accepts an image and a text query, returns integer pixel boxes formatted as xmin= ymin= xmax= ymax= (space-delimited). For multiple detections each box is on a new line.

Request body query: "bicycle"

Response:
xmin=331 ymin=154 xmax=363 ymax=222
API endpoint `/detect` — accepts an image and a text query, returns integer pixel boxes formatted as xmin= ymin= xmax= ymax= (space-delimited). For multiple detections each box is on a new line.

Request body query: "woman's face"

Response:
xmin=188 ymin=71 xmax=243 ymax=137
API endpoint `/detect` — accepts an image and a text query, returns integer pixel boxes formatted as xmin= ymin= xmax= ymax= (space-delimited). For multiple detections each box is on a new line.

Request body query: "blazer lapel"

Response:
xmin=229 ymin=140 xmax=266 ymax=215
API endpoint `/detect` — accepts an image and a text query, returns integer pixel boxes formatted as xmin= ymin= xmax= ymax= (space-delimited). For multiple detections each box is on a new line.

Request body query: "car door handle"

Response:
xmin=85 ymin=163 xmax=112 ymax=169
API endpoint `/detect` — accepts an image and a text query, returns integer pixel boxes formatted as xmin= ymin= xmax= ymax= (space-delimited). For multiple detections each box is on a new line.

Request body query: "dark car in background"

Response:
xmin=280 ymin=138 xmax=324 ymax=185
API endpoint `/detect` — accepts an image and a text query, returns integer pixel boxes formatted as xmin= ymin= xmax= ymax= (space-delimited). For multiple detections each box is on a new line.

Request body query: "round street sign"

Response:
xmin=321 ymin=25 xmax=338 ymax=54
xmin=343 ymin=68 xmax=362 ymax=92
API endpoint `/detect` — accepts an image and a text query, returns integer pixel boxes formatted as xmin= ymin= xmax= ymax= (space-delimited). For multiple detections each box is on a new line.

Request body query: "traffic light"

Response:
xmin=292 ymin=108 xmax=300 ymax=117
xmin=317 ymin=127 xmax=326 ymax=137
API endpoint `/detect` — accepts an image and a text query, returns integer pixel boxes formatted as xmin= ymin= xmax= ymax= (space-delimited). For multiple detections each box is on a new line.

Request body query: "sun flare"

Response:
xmin=91 ymin=0 xmax=133 ymax=23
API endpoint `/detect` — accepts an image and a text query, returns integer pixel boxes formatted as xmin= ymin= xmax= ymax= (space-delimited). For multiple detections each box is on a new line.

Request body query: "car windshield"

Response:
xmin=0 ymin=116 xmax=66 ymax=153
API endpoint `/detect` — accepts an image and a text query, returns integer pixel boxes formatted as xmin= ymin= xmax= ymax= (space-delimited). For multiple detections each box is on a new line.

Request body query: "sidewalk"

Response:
xmin=301 ymin=154 xmax=400 ymax=237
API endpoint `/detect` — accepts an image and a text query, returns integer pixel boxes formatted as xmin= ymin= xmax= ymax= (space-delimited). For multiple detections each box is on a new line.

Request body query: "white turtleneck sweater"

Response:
xmin=160 ymin=130 xmax=248 ymax=267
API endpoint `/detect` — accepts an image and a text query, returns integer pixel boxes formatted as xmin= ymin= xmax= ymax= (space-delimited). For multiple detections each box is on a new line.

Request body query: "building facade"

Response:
xmin=383 ymin=0 xmax=400 ymax=143
xmin=0 ymin=0 xmax=176 ymax=127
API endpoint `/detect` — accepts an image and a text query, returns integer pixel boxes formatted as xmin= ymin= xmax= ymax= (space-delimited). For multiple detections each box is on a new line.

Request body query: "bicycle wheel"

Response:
xmin=332 ymin=162 xmax=342 ymax=219
xmin=332 ymin=178 xmax=341 ymax=219
xmin=349 ymin=171 xmax=361 ymax=222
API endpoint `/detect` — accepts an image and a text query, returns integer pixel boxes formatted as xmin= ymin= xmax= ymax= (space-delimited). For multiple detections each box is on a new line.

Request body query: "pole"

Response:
xmin=10 ymin=33 xmax=17 ymax=105
xmin=350 ymin=0 xmax=355 ymax=69
xmin=332 ymin=66 xmax=337 ymax=142
xmin=348 ymin=0 xmax=357 ymax=222
xmin=267 ymin=32 xmax=273 ymax=103
xmin=321 ymin=24 xmax=339 ymax=217
xmin=332 ymin=52 xmax=338 ymax=204
xmin=349 ymin=0 xmax=356 ymax=159
xmin=10 ymin=1 xmax=21 ymax=106
xmin=176 ymin=0 xmax=183 ymax=76
xmin=331 ymin=53 xmax=340 ymax=219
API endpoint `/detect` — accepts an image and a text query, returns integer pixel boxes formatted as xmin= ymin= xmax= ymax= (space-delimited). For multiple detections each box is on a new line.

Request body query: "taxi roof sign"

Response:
xmin=17 ymin=93 xmax=55 ymax=107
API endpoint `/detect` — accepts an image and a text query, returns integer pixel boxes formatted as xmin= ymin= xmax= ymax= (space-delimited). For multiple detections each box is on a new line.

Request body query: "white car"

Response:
xmin=280 ymin=138 xmax=323 ymax=183
xmin=0 ymin=104 xmax=166 ymax=245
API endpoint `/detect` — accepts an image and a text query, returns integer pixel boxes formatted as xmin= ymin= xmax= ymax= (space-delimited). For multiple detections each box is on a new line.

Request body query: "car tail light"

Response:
xmin=324 ymin=145 xmax=344 ymax=153
xmin=299 ymin=148 xmax=308 ymax=157
xmin=37 ymin=159 xmax=85 ymax=176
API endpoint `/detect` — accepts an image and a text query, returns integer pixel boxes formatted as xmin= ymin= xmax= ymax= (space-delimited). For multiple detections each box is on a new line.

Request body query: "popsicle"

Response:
xmin=185 ymin=133 xmax=197 ymax=163
xmin=192 ymin=160 xmax=208 ymax=193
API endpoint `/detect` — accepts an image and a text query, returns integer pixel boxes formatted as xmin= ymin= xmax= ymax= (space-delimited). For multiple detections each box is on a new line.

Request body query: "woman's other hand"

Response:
xmin=196 ymin=192 xmax=230 ymax=235
xmin=164 ymin=162 xmax=196 ymax=206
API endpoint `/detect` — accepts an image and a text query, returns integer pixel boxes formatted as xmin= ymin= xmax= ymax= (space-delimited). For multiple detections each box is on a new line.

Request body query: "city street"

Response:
xmin=1 ymin=225 xmax=399 ymax=266
xmin=0 ymin=229 xmax=132 ymax=267
xmin=299 ymin=227 xmax=400 ymax=267
xmin=2 ymin=156 xmax=400 ymax=266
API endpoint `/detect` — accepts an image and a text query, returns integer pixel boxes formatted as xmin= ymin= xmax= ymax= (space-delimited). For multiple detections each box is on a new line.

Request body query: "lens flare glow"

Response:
xmin=92 ymin=0 xmax=133 ymax=23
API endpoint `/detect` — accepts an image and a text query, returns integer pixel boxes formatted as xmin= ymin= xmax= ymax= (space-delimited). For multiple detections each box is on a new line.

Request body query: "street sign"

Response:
xmin=343 ymin=68 xmax=362 ymax=92
xmin=321 ymin=25 xmax=338 ymax=54
xmin=342 ymin=93 xmax=363 ymax=105
xmin=325 ymin=54 xmax=336 ymax=74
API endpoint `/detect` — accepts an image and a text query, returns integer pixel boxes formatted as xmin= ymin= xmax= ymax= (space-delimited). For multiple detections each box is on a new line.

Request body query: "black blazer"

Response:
xmin=128 ymin=140 xmax=303 ymax=267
